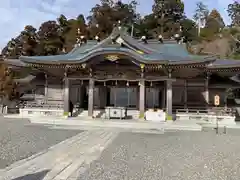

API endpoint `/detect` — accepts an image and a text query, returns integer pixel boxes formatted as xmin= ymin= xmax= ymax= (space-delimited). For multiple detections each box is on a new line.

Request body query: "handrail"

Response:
xmin=176 ymin=107 xmax=235 ymax=116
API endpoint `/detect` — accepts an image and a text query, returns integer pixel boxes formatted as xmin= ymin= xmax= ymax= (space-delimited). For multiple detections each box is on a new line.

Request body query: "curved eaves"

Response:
xmin=3 ymin=59 xmax=27 ymax=67
xmin=120 ymin=33 xmax=159 ymax=54
xmin=169 ymin=58 xmax=215 ymax=65
xmin=208 ymin=59 xmax=240 ymax=69
xmin=20 ymin=48 xmax=169 ymax=64
xmin=230 ymin=74 xmax=240 ymax=83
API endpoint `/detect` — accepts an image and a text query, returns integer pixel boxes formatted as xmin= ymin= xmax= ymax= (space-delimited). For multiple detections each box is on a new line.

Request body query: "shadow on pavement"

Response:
xmin=11 ymin=170 xmax=49 ymax=180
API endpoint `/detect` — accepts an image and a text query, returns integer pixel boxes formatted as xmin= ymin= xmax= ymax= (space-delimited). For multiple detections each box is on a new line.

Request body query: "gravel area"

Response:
xmin=78 ymin=130 xmax=240 ymax=180
xmin=0 ymin=118 xmax=82 ymax=169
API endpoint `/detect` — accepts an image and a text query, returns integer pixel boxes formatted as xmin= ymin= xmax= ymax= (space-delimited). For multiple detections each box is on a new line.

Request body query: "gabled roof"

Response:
xmin=16 ymin=26 xmax=215 ymax=65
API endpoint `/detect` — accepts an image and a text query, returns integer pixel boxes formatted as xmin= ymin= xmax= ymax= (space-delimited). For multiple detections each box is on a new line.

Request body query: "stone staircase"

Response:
xmin=77 ymin=110 xmax=88 ymax=118
xmin=127 ymin=110 xmax=140 ymax=120
xmin=99 ymin=109 xmax=140 ymax=119
xmin=77 ymin=110 xmax=103 ymax=118
xmin=77 ymin=109 xmax=140 ymax=120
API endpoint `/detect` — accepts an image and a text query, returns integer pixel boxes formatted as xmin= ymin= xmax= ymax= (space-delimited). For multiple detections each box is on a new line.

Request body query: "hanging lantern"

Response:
xmin=104 ymin=81 xmax=106 ymax=86
xmin=115 ymin=80 xmax=118 ymax=86
xmin=150 ymin=81 xmax=153 ymax=87
xmin=126 ymin=81 xmax=129 ymax=86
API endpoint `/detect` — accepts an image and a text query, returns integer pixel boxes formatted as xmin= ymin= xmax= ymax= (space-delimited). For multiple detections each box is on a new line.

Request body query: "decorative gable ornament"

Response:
xmin=95 ymin=36 xmax=100 ymax=42
xmin=141 ymin=36 xmax=147 ymax=44
xmin=158 ymin=35 xmax=163 ymax=43
xmin=105 ymin=55 xmax=119 ymax=61
xmin=116 ymin=37 xmax=124 ymax=45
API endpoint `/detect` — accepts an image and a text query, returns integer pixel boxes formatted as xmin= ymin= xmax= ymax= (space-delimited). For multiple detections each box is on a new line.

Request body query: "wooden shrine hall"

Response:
xmin=4 ymin=26 xmax=240 ymax=121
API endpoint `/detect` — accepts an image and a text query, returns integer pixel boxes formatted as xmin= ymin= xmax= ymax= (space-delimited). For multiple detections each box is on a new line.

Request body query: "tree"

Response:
xmin=229 ymin=27 xmax=240 ymax=59
xmin=152 ymin=0 xmax=185 ymax=38
xmin=205 ymin=9 xmax=225 ymax=33
xmin=135 ymin=14 xmax=156 ymax=38
xmin=228 ymin=1 xmax=240 ymax=26
xmin=21 ymin=25 xmax=38 ymax=56
xmin=3 ymin=37 xmax=24 ymax=58
xmin=57 ymin=14 xmax=70 ymax=51
xmin=87 ymin=0 xmax=139 ymax=38
xmin=193 ymin=1 xmax=209 ymax=35
xmin=0 ymin=64 xmax=15 ymax=99
xmin=180 ymin=18 xmax=198 ymax=42
xmin=63 ymin=15 xmax=88 ymax=51
xmin=37 ymin=21 xmax=63 ymax=55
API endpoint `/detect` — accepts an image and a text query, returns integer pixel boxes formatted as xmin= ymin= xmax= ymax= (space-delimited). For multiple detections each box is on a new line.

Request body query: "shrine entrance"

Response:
xmin=98 ymin=81 xmax=139 ymax=109
xmin=109 ymin=87 xmax=138 ymax=108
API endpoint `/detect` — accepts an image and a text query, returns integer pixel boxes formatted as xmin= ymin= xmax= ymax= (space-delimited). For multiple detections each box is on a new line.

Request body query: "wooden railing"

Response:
xmin=175 ymin=107 xmax=236 ymax=121
xmin=176 ymin=107 xmax=235 ymax=116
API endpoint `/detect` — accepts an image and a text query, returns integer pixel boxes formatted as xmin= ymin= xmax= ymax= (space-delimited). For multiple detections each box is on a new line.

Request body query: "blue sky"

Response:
xmin=0 ymin=0 xmax=233 ymax=49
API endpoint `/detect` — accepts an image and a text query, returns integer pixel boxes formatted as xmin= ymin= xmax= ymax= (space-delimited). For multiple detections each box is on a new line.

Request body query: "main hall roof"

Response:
xmin=3 ymin=26 xmax=240 ymax=70
xmin=18 ymin=27 xmax=214 ymax=65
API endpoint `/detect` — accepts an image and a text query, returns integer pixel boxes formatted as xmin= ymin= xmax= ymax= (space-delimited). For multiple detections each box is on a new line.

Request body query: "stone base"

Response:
xmin=19 ymin=108 xmax=64 ymax=117
xmin=209 ymin=115 xmax=236 ymax=125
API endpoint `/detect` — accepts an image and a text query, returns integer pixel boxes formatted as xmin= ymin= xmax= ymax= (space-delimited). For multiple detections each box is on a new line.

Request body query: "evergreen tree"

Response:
xmin=205 ymin=9 xmax=225 ymax=33
xmin=228 ymin=1 xmax=240 ymax=26
xmin=87 ymin=0 xmax=139 ymax=38
xmin=152 ymin=0 xmax=184 ymax=38
xmin=37 ymin=21 xmax=63 ymax=55
xmin=21 ymin=25 xmax=38 ymax=56
xmin=193 ymin=2 xmax=209 ymax=29
xmin=180 ymin=18 xmax=198 ymax=42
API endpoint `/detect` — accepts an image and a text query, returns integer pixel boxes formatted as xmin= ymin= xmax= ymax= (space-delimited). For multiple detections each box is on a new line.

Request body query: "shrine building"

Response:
xmin=3 ymin=27 xmax=240 ymax=121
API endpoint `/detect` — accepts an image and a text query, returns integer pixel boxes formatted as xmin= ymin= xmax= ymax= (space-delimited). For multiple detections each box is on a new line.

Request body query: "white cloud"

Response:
xmin=0 ymin=0 xmax=99 ymax=49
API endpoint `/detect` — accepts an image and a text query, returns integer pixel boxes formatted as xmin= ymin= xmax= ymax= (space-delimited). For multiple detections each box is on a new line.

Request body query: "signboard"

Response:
xmin=214 ymin=95 xmax=220 ymax=106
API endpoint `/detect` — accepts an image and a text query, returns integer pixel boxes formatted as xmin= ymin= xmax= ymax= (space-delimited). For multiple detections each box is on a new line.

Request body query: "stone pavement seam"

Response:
xmin=0 ymin=130 xmax=119 ymax=180
xmin=47 ymin=130 xmax=118 ymax=180
xmin=42 ymin=130 xmax=106 ymax=180
xmin=0 ymin=131 xmax=94 ymax=180
xmin=1 ymin=130 xmax=88 ymax=172
xmin=66 ymin=131 xmax=119 ymax=180
xmin=53 ymin=131 xmax=119 ymax=180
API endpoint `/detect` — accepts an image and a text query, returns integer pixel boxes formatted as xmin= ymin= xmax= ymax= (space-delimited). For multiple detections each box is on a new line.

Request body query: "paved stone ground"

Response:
xmin=77 ymin=129 xmax=240 ymax=180
xmin=0 ymin=118 xmax=82 ymax=169
xmin=0 ymin=129 xmax=118 ymax=180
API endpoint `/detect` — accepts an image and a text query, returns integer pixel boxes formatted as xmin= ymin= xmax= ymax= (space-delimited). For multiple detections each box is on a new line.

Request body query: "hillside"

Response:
xmin=189 ymin=28 xmax=240 ymax=59
xmin=190 ymin=38 xmax=231 ymax=57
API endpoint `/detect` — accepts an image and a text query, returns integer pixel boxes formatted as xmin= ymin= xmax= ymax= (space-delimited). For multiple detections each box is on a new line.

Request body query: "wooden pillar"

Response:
xmin=63 ymin=76 xmax=69 ymax=116
xmin=184 ymin=79 xmax=188 ymax=108
xmin=139 ymin=79 xmax=145 ymax=119
xmin=44 ymin=74 xmax=48 ymax=103
xmin=205 ymin=73 xmax=210 ymax=107
xmin=166 ymin=70 xmax=173 ymax=120
xmin=161 ymin=86 xmax=166 ymax=109
xmin=88 ymin=78 xmax=94 ymax=117
xmin=136 ymin=86 xmax=139 ymax=109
